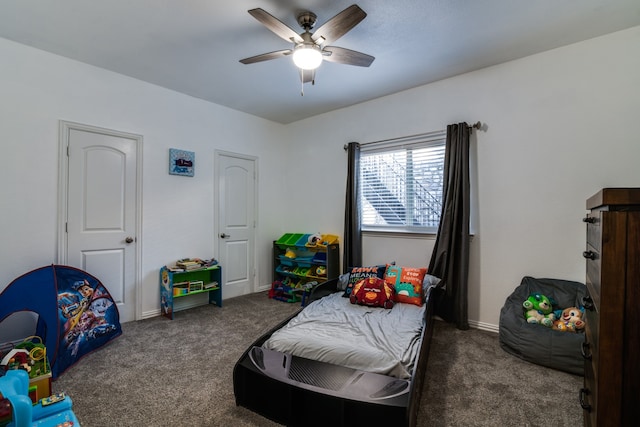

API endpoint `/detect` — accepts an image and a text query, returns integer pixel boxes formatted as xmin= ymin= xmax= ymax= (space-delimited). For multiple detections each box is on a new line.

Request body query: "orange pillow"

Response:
xmin=384 ymin=265 xmax=427 ymax=306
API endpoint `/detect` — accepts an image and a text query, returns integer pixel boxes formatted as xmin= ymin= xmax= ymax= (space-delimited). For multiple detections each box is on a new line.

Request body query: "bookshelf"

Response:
xmin=159 ymin=265 xmax=222 ymax=320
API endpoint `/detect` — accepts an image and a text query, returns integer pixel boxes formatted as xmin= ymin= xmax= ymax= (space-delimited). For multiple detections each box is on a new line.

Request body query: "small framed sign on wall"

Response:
xmin=169 ymin=148 xmax=195 ymax=177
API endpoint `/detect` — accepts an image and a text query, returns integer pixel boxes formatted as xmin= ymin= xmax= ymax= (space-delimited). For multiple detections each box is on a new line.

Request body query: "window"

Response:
xmin=360 ymin=133 xmax=445 ymax=233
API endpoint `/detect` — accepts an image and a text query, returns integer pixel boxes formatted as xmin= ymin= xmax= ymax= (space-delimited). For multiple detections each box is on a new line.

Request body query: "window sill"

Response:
xmin=362 ymin=229 xmax=438 ymax=239
xmin=362 ymin=229 xmax=476 ymax=240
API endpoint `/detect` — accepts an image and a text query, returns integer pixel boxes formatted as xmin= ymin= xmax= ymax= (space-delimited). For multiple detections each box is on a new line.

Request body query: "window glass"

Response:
xmin=360 ymin=138 xmax=445 ymax=233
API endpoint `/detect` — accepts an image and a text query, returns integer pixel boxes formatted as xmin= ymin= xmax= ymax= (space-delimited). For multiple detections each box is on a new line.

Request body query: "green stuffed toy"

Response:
xmin=523 ymin=293 xmax=556 ymax=327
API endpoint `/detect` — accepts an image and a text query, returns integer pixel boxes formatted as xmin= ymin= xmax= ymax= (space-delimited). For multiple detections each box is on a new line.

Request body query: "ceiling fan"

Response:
xmin=239 ymin=4 xmax=375 ymax=90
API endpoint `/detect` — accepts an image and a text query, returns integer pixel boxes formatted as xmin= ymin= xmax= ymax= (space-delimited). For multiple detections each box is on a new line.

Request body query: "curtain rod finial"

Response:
xmin=469 ymin=121 xmax=483 ymax=133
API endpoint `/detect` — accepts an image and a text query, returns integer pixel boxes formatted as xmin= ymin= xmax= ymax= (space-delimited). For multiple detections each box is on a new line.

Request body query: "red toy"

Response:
xmin=1 ymin=349 xmax=32 ymax=373
xmin=349 ymin=277 xmax=395 ymax=309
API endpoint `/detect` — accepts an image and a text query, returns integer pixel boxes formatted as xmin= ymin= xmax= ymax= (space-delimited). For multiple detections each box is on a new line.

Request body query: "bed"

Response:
xmin=233 ymin=273 xmax=442 ymax=427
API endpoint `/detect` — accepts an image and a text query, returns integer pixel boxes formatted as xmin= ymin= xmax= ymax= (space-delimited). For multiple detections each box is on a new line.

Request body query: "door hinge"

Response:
xmin=66 ymin=145 xmax=70 ymax=157
xmin=65 ymin=222 xmax=68 ymax=233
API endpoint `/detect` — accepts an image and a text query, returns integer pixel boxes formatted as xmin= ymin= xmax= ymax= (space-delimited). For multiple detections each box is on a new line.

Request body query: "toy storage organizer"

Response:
xmin=160 ymin=265 xmax=222 ymax=320
xmin=270 ymin=233 xmax=339 ymax=304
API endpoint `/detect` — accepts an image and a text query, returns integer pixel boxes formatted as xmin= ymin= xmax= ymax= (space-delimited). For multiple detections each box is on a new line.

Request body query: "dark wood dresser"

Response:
xmin=581 ymin=188 xmax=640 ymax=426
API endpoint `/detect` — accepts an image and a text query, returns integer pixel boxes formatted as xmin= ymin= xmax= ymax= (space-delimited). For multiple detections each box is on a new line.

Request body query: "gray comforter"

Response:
xmin=263 ymin=292 xmax=425 ymax=379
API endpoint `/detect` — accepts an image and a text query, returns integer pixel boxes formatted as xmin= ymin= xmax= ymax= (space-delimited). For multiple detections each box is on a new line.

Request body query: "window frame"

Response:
xmin=359 ymin=131 xmax=446 ymax=235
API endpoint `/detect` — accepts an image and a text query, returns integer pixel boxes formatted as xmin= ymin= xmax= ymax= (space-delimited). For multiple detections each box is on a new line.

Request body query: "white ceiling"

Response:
xmin=2 ymin=1 xmax=639 ymax=124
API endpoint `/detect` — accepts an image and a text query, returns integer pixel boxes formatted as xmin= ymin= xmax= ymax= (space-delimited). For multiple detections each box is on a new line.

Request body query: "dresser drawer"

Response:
xmin=585 ymin=213 xmax=601 ymax=251
xmin=584 ymin=303 xmax=599 ymax=373
xmin=583 ymin=359 xmax=597 ymax=427
xmin=584 ymin=246 xmax=601 ymax=309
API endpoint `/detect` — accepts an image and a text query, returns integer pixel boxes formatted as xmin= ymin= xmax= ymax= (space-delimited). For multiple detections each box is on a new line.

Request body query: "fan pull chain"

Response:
xmin=300 ymin=68 xmax=305 ymax=96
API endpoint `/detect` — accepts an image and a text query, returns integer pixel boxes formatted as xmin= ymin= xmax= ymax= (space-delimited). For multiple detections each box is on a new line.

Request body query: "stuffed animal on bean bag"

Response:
xmin=523 ymin=293 xmax=555 ymax=327
xmin=552 ymin=307 xmax=585 ymax=332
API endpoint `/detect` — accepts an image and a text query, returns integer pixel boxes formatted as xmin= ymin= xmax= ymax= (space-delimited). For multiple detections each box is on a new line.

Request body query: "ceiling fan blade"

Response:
xmin=248 ymin=8 xmax=304 ymax=44
xmin=312 ymin=4 xmax=366 ymax=46
xmin=322 ymin=46 xmax=374 ymax=67
xmin=240 ymin=49 xmax=292 ymax=64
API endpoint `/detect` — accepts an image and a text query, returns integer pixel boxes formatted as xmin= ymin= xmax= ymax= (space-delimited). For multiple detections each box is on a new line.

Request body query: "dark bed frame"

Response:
xmin=233 ymin=278 xmax=441 ymax=427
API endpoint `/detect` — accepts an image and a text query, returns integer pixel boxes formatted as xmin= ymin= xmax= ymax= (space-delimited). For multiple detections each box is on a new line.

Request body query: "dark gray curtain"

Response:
xmin=343 ymin=142 xmax=362 ymax=271
xmin=428 ymin=123 xmax=471 ymax=330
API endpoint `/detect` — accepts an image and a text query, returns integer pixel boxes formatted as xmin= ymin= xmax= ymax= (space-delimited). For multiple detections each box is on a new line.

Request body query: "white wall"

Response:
xmin=0 ymin=38 xmax=287 ymax=318
xmin=1 ymin=26 xmax=639 ymax=330
xmin=285 ymin=26 xmax=640 ymax=329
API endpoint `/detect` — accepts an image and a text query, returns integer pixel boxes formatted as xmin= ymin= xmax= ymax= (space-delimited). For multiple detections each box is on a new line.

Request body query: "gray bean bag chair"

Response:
xmin=499 ymin=276 xmax=586 ymax=375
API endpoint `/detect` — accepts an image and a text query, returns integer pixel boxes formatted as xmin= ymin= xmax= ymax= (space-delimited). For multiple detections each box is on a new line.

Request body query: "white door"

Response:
xmin=216 ymin=152 xmax=256 ymax=299
xmin=60 ymin=122 xmax=141 ymax=322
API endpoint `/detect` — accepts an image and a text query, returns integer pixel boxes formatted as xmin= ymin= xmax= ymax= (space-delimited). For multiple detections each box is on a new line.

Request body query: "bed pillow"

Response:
xmin=337 ymin=273 xmax=351 ymax=291
xmin=342 ymin=265 xmax=386 ymax=298
xmin=384 ymin=265 xmax=428 ymax=306
xmin=349 ymin=277 xmax=395 ymax=309
xmin=422 ymin=273 xmax=442 ymax=299
xmin=423 ymin=273 xmax=442 ymax=288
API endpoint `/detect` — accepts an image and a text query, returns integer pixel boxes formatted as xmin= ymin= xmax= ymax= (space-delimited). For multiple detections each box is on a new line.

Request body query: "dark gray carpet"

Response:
xmin=418 ymin=320 xmax=583 ymax=426
xmin=53 ymin=292 xmax=583 ymax=426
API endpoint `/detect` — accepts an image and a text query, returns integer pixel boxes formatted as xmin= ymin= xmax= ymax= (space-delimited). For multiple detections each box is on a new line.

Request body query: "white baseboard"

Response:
xmin=142 ymin=309 xmax=161 ymax=319
xmin=432 ymin=315 xmax=498 ymax=334
xmin=469 ymin=319 xmax=499 ymax=334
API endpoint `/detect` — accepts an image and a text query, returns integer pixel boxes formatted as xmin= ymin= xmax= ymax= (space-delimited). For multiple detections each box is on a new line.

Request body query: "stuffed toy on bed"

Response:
xmin=523 ymin=292 xmax=555 ymax=327
xmin=350 ymin=277 xmax=395 ymax=309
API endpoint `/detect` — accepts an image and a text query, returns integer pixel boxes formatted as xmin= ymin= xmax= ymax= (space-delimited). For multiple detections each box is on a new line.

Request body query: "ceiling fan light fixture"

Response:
xmin=292 ymin=44 xmax=322 ymax=70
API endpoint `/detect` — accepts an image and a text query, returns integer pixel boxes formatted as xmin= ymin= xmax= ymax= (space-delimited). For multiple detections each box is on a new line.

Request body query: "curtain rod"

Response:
xmin=469 ymin=121 xmax=482 ymax=131
xmin=343 ymin=121 xmax=482 ymax=150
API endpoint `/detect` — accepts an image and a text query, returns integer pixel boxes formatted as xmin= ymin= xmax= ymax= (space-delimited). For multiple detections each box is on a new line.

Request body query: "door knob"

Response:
xmin=220 ymin=233 xmax=231 ymax=238
xmin=125 ymin=237 xmax=134 ymax=244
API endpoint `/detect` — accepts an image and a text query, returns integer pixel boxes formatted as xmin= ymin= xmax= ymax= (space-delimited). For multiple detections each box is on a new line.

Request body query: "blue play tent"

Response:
xmin=0 ymin=265 xmax=121 ymax=378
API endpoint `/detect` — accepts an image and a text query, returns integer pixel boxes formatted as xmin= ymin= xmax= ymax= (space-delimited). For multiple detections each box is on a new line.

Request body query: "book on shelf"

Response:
xmin=168 ymin=258 xmax=219 ymax=272
xmin=176 ymin=260 xmax=202 ymax=270
xmin=166 ymin=264 xmax=200 ymax=272
xmin=189 ymin=281 xmax=204 ymax=292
